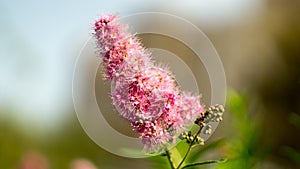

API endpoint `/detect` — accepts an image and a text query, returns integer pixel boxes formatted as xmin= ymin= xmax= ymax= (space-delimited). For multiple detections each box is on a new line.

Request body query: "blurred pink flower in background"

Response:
xmin=70 ymin=159 xmax=98 ymax=169
xmin=19 ymin=151 xmax=49 ymax=169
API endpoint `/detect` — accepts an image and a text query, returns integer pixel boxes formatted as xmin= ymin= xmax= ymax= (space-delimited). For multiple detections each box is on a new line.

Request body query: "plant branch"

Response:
xmin=176 ymin=126 xmax=203 ymax=169
xmin=165 ymin=149 xmax=175 ymax=169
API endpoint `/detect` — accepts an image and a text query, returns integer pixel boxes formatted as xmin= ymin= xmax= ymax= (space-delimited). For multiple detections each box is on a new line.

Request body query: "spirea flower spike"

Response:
xmin=93 ymin=14 xmax=204 ymax=152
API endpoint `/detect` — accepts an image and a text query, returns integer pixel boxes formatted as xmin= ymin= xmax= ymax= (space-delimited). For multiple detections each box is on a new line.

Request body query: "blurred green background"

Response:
xmin=1 ymin=0 xmax=300 ymax=168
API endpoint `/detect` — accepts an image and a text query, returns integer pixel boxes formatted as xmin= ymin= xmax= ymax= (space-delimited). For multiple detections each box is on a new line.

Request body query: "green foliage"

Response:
xmin=280 ymin=113 xmax=300 ymax=165
xmin=281 ymin=146 xmax=300 ymax=164
xmin=0 ymin=119 xmax=31 ymax=169
xmin=226 ymin=90 xmax=248 ymax=120
xmin=188 ymin=139 xmax=225 ymax=163
xmin=181 ymin=159 xmax=227 ymax=169
xmin=289 ymin=113 xmax=300 ymax=129
xmin=212 ymin=90 xmax=266 ymax=169
xmin=149 ymin=153 xmax=171 ymax=169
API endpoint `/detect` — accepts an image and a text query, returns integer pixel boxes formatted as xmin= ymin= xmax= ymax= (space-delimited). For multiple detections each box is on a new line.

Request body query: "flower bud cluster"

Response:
xmin=195 ymin=104 xmax=225 ymax=135
xmin=179 ymin=131 xmax=204 ymax=146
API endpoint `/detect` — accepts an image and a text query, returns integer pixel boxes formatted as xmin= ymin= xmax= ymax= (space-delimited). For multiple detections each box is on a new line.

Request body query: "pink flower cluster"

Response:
xmin=94 ymin=14 xmax=204 ymax=152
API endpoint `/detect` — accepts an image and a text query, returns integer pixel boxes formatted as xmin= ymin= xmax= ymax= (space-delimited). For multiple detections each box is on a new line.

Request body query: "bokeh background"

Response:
xmin=1 ymin=0 xmax=300 ymax=168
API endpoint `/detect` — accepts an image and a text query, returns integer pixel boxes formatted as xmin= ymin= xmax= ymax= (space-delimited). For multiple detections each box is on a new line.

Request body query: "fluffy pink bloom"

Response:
xmin=112 ymin=67 xmax=179 ymax=121
xmin=94 ymin=14 xmax=204 ymax=152
xmin=94 ymin=15 xmax=153 ymax=81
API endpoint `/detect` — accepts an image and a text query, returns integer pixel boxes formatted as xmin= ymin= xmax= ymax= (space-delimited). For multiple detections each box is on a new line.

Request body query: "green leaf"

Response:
xmin=226 ymin=89 xmax=248 ymax=120
xmin=281 ymin=146 xmax=300 ymax=164
xmin=169 ymin=147 xmax=184 ymax=167
xmin=289 ymin=113 xmax=300 ymax=129
xmin=175 ymin=139 xmax=190 ymax=157
xmin=188 ymin=139 xmax=225 ymax=163
xmin=181 ymin=159 xmax=227 ymax=169
xmin=149 ymin=155 xmax=170 ymax=169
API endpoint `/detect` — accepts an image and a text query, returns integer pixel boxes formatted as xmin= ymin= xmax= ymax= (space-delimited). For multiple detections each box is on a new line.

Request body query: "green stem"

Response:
xmin=181 ymin=159 xmax=226 ymax=169
xmin=165 ymin=149 xmax=175 ymax=169
xmin=176 ymin=126 xmax=203 ymax=169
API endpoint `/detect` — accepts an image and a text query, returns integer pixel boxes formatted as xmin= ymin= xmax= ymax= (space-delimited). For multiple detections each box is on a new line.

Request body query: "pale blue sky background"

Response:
xmin=0 ymin=0 xmax=264 ymax=131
